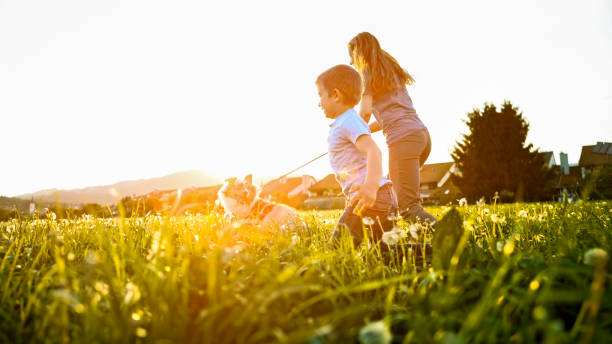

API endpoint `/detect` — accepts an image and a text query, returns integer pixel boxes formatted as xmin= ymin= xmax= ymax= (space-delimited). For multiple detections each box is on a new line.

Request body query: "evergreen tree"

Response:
xmin=451 ymin=101 xmax=556 ymax=202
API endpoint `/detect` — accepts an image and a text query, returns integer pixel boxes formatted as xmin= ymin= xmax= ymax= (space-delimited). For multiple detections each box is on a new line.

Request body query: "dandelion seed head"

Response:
xmin=135 ymin=327 xmax=147 ymax=338
xmin=382 ymin=231 xmax=399 ymax=246
xmin=584 ymin=248 xmax=608 ymax=266
xmin=362 ymin=217 xmax=375 ymax=226
xmin=358 ymin=321 xmax=391 ymax=344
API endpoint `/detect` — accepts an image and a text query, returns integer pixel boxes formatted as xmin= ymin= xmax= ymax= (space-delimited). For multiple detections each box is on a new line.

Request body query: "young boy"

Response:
xmin=316 ymin=64 xmax=398 ymax=247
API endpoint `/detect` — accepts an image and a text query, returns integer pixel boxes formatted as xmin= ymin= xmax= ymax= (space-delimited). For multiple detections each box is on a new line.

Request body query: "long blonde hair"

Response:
xmin=348 ymin=32 xmax=414 ymax=97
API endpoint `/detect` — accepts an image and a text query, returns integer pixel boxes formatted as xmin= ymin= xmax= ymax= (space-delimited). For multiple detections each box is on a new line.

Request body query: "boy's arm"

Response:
xmin=350 ymin=134 xmax=383 ymax=215
xmin=359 ymin=94 xmax=382 ymax=133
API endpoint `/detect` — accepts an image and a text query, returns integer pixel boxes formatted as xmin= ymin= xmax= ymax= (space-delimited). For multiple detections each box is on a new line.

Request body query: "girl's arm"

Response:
xmin=359 ymin=94 xmax=382 ymax=133
xmin=359 ymin=94 xmax=373 ymax=123
xmin=369 ymin=121 xmax=381 ymax=133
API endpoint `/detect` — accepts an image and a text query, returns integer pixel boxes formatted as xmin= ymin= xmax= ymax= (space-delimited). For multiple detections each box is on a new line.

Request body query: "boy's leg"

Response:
xmin=361 ymin=183 xmax=398 ymax=241
xmin=330 ymin=203 xmax=364 ymax=248
xmin=389 ymin=130 xmax=437 ymax=224
xmin=331 ymin=185 xmax=398 ymax=248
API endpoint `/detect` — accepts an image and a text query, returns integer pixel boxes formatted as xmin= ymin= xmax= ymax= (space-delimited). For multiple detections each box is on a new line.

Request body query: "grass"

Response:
xmin=0 ymin=200 xmax=611 ymax=343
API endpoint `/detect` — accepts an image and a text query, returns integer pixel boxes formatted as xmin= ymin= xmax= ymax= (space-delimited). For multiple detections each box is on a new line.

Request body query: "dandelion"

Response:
xmin=135 ymin=327 xmax=147 ymax=338
xmin=477 ymin=197 xmax=485 ymax=207
xmin=131 ymin=311 xmax=143 ymax=321
xmin=584 ymin=248 xmax=608 ymax=266
xmin=74 ymin=303 xmax=86 ymax=313
xmin=124 ymin=282 xmax=141 ymax=304
xmin=94 ymin=281 xmax=109 ymax=296
xmin=458 ymin=197 xmax=468 ymax=207
xmin=85 ymin=251 xmax=99 ymax=265
xmin=503 ymin=241 xmax=514 ymax=255
xmin=358 ymin=321 xmax=391 ymax=344
xmin=408 ymin=224 xmax=419 ymax=239
xmin=529 ymin=280 xmax=540 ymax=291
xmin=490 ymin=214 xmax=506 ymax=224
xmin=362 ymin=217 xmax=375 ymax=226
xmin=382 ymin=231 xmax=399 ymax=246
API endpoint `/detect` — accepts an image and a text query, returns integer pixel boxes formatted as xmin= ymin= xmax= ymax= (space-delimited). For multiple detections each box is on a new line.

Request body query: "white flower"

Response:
xmin=477 ymin=197 xmax=485 ymax=207
xmin=362 ymin=217 xmax=375 ymax=226
xmin=358 ymin=321 xmax=391 ymax=344
xmin=382 ymin=231 xmax=399 ymax=246
xmin=584 ymin=248 xmax=608 ymax=266
xmin=408 ymin=224 xmax=419 ymax=239
xmin=458 ymin=197 xmax=468 ymax=207
xmin=490 ymin=214 xmax=506 ymax=224
xmin=518 ymin=210 xmax=528 ymax=217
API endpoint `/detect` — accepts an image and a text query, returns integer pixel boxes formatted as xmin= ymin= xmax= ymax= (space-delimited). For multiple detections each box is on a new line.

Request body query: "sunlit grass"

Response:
xmin=0 ymin=201 xmax=611 ymax=343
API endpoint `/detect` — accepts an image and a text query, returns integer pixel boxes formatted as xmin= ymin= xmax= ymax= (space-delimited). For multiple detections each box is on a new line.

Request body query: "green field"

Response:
xmin=1 ymin=201 xmax=611 ymax=343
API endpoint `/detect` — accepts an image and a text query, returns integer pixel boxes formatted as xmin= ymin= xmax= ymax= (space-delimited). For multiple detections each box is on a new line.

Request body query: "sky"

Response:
xmin=1 ymin=0 xmax=611 ymax=197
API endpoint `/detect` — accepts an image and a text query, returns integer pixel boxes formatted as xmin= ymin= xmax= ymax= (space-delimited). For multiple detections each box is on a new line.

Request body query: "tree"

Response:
xmin=451 ymin=101 xmax=556 ymax=202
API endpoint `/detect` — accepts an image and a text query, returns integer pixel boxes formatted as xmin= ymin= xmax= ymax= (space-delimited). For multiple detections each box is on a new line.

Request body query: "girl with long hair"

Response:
xmin=348 ymin=32 xmax=437 ymax=224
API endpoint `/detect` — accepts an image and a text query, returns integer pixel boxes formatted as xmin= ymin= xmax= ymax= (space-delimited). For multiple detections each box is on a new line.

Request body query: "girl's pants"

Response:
xmin=388 ymin=128 xmax=438 ymax=224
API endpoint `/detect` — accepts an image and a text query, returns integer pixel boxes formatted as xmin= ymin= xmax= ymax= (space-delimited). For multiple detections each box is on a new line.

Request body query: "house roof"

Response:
xmin=539 ymin=151 xmax=556 ymax=167
xmin=578 ymin=143 xmax=612 ymax=167
xmin=260 ymin=175 xmax=316 ymax=196
xmin=309 ymin=174 xmax=342 ymax=192
xmin=420 ymin=162 xmax=454 ymax=184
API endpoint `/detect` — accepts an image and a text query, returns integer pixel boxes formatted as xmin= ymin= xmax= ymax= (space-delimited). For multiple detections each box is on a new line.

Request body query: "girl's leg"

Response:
xmin=389 ymin=130 xmax=437 ymax=224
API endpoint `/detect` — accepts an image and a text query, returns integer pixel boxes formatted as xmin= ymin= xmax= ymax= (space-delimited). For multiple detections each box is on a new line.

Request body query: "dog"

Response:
xmin=216 ymin=175 xmax=298 ymax=228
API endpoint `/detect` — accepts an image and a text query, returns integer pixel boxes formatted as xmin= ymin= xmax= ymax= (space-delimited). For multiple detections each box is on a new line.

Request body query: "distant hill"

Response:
xmin=15 ymin=170 xmax=223 ymax=205
xmin=0 ymin=196 xmax=31 ymax=213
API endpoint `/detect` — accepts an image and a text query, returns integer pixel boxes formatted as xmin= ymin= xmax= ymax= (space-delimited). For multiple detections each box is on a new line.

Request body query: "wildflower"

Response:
xmin=94 ymin=281 xmax=109 ymax=296
xmin=382 ymin=231 xmax=399 ymax=246
xmin=408 ymin=224 xmax=419 ymax=239
xmin=458 ymin=197 xmax=468 ymax=207
xmin=135 ymin=327 xmax=147 ymax=338
xmin=529 ymin=280 xmax=540 ymax=291
xmin=85 ymin=251 xmax=99 ymax=265
xmin=503 ymin=241 xmax=514 ymax=255
xmin=518 ymin=210 xmax=528 ymax=217
xmin=490 ymin=214 xmax=506 ymax=224
xmin=131 ymin=311 xmax=142 ymax=321
xmin=358 ymin=321 xmax=391 ymax=344
xmin=124 ymin=282 xmax=141 ymax=304
xmin=362 ymin=217 xmax=375 ymax=226
xmin=584 ymin=248 xmax=608 ymax=266
xmin=483 ymin=208 xmax=490 ymax=215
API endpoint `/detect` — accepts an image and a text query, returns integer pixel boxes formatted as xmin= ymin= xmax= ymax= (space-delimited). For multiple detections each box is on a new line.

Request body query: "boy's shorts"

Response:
xmin=331 ymin=183 xmax=398 ymax=247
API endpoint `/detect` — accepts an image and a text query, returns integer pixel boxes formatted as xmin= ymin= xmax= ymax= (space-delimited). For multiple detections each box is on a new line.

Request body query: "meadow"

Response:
xmin=0 ymin=200 xmax=611 ymax=343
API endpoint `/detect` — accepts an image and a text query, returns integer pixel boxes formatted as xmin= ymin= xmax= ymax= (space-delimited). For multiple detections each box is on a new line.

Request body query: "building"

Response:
xmin=261 ymin=175 xmax=316 ymax=208
xmin=579 ymin=142 xmax=612 ymax=168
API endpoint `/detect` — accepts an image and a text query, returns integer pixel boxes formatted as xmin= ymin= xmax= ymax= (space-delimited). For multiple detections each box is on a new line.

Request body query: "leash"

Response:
xmin=277 ymin=152 xmax=328 ymax=180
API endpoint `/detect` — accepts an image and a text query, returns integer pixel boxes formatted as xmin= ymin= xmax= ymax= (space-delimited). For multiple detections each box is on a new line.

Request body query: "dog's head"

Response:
xmin=217 ymin=174 xmax=258 ymax=219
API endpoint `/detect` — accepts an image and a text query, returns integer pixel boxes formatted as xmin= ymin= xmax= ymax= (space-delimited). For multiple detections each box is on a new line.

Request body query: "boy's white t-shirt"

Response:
xmin=328 ymin=108 xmax=390 ymax=199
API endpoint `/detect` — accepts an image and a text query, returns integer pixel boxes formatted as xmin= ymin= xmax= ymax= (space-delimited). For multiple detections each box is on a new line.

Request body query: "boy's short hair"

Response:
xmin=316 ymin=64 xmax=362 ymax=107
